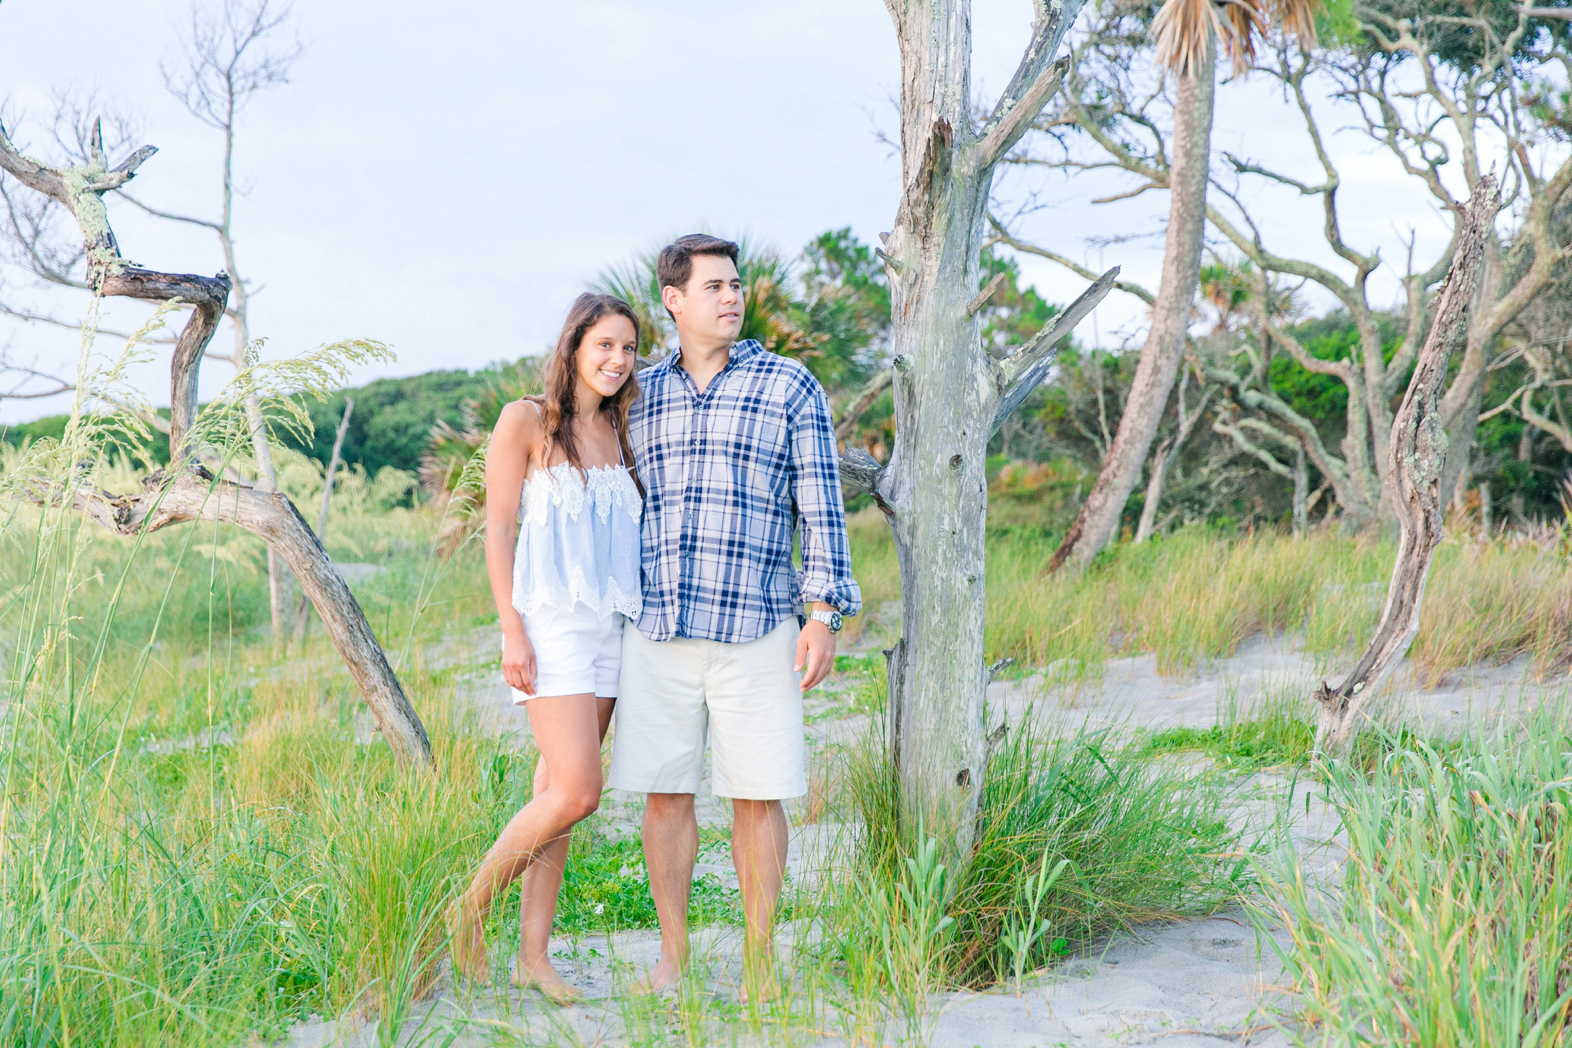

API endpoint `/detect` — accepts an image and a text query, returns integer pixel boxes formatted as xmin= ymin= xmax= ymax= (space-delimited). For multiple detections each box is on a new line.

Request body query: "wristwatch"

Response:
xmin=808 ymin=608 xmax=843 ymax=633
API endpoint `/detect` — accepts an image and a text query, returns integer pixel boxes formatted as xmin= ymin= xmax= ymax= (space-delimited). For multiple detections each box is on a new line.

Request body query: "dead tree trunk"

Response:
xmin=0 ymin=119 xmax=432 ymax=769
xmin=837 ymin=0 xmax=1105 ymax=866
xmin=1313 ymin=176 xmax=1500 ymax=757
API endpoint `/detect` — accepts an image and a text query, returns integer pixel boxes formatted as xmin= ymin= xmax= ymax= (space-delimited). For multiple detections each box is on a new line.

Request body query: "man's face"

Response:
xmin=664 ymin=254 xmax=743 ymax=346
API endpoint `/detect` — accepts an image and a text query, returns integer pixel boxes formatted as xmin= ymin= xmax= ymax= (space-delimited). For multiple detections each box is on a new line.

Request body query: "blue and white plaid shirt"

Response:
xmin=628 ymin=338 xmax=863 ymax=643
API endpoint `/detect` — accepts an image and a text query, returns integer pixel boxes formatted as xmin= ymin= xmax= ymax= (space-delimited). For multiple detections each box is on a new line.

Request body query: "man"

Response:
xmin=608 ymin=234 xmax=862 ymax=998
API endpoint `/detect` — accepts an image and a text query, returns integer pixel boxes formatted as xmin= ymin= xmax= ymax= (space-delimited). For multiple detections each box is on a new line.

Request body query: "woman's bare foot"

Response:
xmin=512 ymin=957 xmax=581 ymax=1004
xmin=629 ymin=955 xmax=683 ymax=995
xmin=447 ymin=904 xmax=490 ymax=982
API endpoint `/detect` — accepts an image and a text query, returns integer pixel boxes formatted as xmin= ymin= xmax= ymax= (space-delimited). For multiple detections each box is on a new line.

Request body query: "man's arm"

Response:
xmin=788 ymin=372 xmax=864 ymax=692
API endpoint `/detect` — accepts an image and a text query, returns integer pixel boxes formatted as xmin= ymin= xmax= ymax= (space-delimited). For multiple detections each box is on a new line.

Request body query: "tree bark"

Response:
xmin=1048 ymin=33 xmax=1215 ymax=573
xmin=1292 ymin=445 xmax=1308 ymax=538
xmin=0 ymin=119 xmax=433 ymax=770
xmin=1313 ymin=176 xmax=1499 ymax=757
xmin=852 ymin=0 xmax=1093 ymax=868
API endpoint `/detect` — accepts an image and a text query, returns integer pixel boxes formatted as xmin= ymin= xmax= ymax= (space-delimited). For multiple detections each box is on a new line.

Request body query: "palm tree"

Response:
xmin=1047 ymin=0 xmax=1321 ymax=572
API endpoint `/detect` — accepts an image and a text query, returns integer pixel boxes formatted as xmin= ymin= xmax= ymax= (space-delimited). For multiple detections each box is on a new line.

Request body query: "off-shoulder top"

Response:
xmin=509 ymin=406 xmax=642 ymax=620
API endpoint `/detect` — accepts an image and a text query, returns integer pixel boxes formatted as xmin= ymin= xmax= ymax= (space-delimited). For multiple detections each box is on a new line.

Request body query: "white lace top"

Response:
xmin=511 ymin=458 xmax=643 ymax=620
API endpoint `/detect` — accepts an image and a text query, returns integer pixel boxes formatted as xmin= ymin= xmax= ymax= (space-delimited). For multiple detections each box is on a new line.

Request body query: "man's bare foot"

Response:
xmin=511 ymin=957 xmax=581 ymax=1004
xmin=629 ymin=955 xmax=683 ymax=995
xmin=447 ymin=903 xmax=489 ymax=982
xmin=739 ymin=962 xmax=781 ymax=1005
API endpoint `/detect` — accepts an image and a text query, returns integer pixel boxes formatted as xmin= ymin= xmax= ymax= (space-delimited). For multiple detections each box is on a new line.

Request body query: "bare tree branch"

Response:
xmin=835 ymin=368 xmax=893 ymax=441
xmin=1214 ymin=416 xmax=1295 ymax=477
xmin=989 ymin=215 xmax=1155 ymax=304
xmin=993 ymin=265 xmax=1119 ymax=431
xmin=0 ymin=114 xmax=431 ymax=770
xmin=977 ymin=56 xmax=1070 ymax=169
xmin=116 ymin=191 xmax=223 ymax=232
xmin=59 ymin=468 xmax=429 ymax=766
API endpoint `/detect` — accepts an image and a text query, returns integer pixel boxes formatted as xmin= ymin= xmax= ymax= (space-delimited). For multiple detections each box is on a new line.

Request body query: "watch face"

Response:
xmin=828 ymin=611 xmax=843 ymax=632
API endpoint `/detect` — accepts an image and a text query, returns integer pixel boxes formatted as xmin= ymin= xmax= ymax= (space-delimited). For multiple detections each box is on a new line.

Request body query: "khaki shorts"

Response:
xmin=607 ymin=618 xmax=806 ymax=800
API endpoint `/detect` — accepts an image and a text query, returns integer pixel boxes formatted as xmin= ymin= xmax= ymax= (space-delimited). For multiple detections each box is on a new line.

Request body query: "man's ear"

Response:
xmin=660 ymin=283 xmax=682 ymax=317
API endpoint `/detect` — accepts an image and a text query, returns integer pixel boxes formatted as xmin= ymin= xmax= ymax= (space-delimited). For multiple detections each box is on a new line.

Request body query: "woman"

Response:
xmin=450 ymin=293 xmax=642 ymax=1000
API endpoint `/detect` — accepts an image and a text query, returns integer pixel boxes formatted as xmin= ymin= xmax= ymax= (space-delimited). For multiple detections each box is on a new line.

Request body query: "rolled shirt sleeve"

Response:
xmin=791 ymin=378 xmax=863 ymax=618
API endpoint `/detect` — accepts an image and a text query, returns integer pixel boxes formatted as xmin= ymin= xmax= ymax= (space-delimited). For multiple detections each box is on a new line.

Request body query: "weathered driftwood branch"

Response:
xmin=1313 ymin=175 xmax=1501 ymax=757
xmin=0 ymin=118 xmax=433 ymax=769
xmin=74 ymin=468 xmax=431 ymax=764
xmin=838 ymin=446 xmax=886 ymax=501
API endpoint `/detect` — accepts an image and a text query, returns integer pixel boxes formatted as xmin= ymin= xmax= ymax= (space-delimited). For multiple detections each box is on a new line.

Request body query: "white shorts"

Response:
xmin=607 ymin=618 xmax=805 ymax=800
xmin=510 ymin=604 xmax=625 ymax=702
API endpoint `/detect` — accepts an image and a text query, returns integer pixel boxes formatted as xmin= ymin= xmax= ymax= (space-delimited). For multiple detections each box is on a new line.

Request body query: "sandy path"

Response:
xmin=286 ymin=635 xmax=1566 ymax=1047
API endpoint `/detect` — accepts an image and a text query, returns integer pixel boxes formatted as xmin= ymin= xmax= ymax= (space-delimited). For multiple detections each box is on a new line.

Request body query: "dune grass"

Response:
xmin=0 ymin=449 xmax=510 ymax=1044
xmin=847 ymin=507 xmax=1572 ymax=685
xmin=7 ymin=425 xmax=1572 ymax=1045
xmin=836 ymin=712 xmax=1249 ymax=990
xmin=1261 ymin=710 xmax=1572 ymax=1046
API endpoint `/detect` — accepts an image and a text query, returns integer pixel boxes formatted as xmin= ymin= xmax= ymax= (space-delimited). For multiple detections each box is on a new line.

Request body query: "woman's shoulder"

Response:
xmin=495 ymin=397 xmax=545 ymax=434
xmin=491 ymin=398 xmax=549 ymax=464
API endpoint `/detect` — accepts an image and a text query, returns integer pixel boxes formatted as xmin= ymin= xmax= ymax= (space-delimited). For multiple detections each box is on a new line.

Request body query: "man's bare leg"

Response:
xmin=732 ymin=798 xmax=787 ymax=1003
xmin=633 ymin=791 xmax=698 ymax=993
xmin=514 ymin=697 xmax=614 ymax=999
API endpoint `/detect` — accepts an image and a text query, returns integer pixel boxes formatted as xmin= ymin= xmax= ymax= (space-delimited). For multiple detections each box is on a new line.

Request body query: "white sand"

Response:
xmin=286 ymin=635 xmax=1568 ymax=1046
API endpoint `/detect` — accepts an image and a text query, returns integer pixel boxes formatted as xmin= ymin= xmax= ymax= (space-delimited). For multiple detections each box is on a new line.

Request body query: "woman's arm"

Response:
xmin=485 ymin=400 xmax=542 ymax=693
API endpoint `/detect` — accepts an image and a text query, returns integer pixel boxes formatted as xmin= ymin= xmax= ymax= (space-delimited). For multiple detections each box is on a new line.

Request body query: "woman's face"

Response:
xmin=576 ymin=314 xmax=637 ymax=400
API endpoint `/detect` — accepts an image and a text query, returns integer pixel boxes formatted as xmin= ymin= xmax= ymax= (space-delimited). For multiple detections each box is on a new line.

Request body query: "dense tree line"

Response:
xmin=12 ymin=224 xmax=1567 ymax=536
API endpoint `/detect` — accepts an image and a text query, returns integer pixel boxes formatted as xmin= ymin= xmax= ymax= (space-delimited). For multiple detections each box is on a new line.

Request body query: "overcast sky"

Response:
xmin=0 ymin=0 xmax=1469 ymax=425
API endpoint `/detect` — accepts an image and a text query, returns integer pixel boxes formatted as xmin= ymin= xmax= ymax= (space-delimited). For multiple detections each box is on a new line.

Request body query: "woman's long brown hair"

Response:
xmin=527 ymin=292 xmax=641 ymax=483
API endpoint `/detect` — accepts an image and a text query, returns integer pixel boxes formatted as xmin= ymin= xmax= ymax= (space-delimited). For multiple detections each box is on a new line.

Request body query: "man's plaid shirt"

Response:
xmin=628 ymin=338 xmax=862 ymax=643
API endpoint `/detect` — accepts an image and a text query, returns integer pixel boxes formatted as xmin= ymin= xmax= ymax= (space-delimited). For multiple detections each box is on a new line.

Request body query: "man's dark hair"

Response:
xmin=657 ymin=234 xmax=740 ymax=296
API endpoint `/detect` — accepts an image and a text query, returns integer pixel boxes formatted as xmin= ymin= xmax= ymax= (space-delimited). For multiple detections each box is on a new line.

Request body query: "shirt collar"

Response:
xmin=669 ymin=338 xmax=764 ymax=378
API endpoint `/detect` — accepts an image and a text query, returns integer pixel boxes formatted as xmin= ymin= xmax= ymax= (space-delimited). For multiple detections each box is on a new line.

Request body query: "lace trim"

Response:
xmin=513 ymin=566 xmax=642 ymax=619
xmin=520 ymin=463 xmax=640 ymax=527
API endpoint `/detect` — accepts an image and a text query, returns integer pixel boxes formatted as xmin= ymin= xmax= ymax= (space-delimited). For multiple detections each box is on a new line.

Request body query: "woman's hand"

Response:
xmin=502 ymin=628 xmax=538 ymax=696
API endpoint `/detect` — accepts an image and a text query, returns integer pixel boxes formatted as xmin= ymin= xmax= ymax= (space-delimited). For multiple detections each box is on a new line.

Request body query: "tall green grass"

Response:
xmin=848 ymin=508 xmax=1572 ymax=683
xmin=0 ymin=369 xmax=512 ymax=1043
xmin=1261 ymin=711 xmax=1572 ymax=1046
xmin=835 ymin=713 xmax=1248 ymax=991
xmin=9 ymin=378 xmax=1572 ymax=1048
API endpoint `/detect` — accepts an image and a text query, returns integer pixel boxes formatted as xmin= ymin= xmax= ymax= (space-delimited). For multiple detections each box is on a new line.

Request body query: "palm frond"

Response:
xmin=1153 ymin=0 xmax=1322 ymax=77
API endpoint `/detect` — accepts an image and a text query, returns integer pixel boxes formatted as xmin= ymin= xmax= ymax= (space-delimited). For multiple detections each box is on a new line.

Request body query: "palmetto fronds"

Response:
xmin=1152 ymin=0 xmax=1322 ymax=76
xmin=416 ymin=359 xmax=543 ymax=557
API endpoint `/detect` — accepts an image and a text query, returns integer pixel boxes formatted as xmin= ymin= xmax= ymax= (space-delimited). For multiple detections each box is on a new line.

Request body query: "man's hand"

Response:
xmin=794 ymin=619 xmax=836 ymax=693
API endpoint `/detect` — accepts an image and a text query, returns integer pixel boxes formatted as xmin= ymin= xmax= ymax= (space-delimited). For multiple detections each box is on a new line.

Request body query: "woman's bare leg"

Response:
xmin=514 ymin=697 xmax=615 ymax=995
xmin=450 ymin=693 xmax=604 ymax=981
